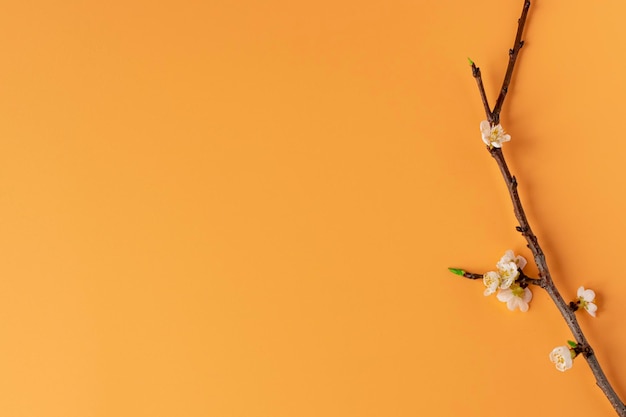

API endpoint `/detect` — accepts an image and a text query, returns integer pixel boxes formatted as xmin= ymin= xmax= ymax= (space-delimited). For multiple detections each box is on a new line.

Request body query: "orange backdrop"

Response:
xmin=1 ymin=0 xmax=625 ymax=416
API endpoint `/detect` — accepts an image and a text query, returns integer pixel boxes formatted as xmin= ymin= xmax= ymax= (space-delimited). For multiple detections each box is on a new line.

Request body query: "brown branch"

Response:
xmin=464 ymin=1 xmax=626 ymax=415
xmin=491 ymin=0 xmax=530 ymax=124
xmin=459 ymin=270 xmax=543 ymax=287
xmin=517 ymin=270 xmax=545 ymax=288
xmin=514 ymin=270 xmax=544 ymax=287
xmin=471 ymin=63 xmax=493 ymax=124
xmin=489 ymin=168 xmax=626 ymax=407
xmin=462 ymin=271 xmax=483 ymax=280
xmin=490 ymin=148 xmax=626 ymax=416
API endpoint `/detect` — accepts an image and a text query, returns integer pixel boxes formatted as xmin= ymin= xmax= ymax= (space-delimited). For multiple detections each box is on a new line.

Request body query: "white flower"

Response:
xmin=496 ymin=284 xmax=532 ymax=312
xmin=497 ymin=249 xmax=527 ymax=271
xmin=549 ymin=346 xmax=574 ymax=372
xmin=495 ymin=250 xmax=526 ymax=289
xmin=483 ymin=271 xmax=501 ymax=296
xmin=498 ymin=261 xmax=519 ymax=289
xmin=480 ymin=120 xmax=511 ymax=148
xmin=577 ymin=286 xmax=597 ymax=317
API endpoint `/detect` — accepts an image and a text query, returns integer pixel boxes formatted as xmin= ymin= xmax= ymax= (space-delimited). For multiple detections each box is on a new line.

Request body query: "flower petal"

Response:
xmin=519 ymin=300 xmax=529 ymax=312
xmin=497 ymin=288 xmax=513 ymax=302
xmin=499 ymin=250 xmax=515 ymax=264
xmin=585 ymin=302 xmax=597 ymax=317
xmin=522 ymin=287 xmax=533 ymax=303
xmin=497 ymin=250 xmax=527 ymax=271
xmin=506 ymin=297 xmax=518 ymax=311
xmin=480 ymin=120 xmax=491 ymax=136
xmin=581 ymin=288 xmax=595 ymax=302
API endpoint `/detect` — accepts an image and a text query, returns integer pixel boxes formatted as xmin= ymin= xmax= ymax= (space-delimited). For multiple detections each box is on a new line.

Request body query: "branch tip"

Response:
xmin=448 ymin=267 xmax=466 ymax=276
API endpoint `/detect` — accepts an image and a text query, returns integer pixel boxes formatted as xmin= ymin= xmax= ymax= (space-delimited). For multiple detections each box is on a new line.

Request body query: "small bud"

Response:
xmin=467 ymin=57 xmax=474 ymax=66
xmin=448 ymin=267 xmax=465 ymax=276
xmin=567 ymin=340 xmax=578 ymax=348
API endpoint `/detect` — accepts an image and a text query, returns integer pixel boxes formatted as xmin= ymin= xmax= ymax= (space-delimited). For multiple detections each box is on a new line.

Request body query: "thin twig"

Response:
xmin=491 ymin=0 xmax=531 ymax=124
xmin=471 ymin=63 xmax=493 ymax=123
xmin=462 ymin=271 xmax=483 ymax=280
xmin=465 ymin=1 xmax=626 ymax=415
xmin=458 ymin=270 xmax=543 ymax=287
xmin=518 ymin=270 xmax=545 ymax=288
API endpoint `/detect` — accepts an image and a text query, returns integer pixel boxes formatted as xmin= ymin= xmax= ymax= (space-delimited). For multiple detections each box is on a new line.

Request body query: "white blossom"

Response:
xmin=495 ymin=250 xmax=526 ymax=289
xmin=496 ymin=284 xmax=532 ymax=312
xmin=549 ymin=346 xmax=574 ymax=372
xmin=577 ymin=286 xmax=597 ymax=317
xmin=480 ymin=120 xmax=511 ymax=148
xmin=498 ymin=261 xmax=519 ymax=289
xmin=483 ymin=271 xmax=501 ymax=296
xmin=497 ymin=249 xmax=527 ymax=271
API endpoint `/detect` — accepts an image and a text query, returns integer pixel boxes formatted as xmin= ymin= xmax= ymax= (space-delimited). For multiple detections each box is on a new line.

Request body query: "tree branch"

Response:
xmin=471 ymin=63 xmax=493 ymax=124
xmin=491 ymin=0 xmax=530 ymax=124
xmin=464 ymin=1 xmax=626 ymax=415
xmin=462 ymin=271 xmax=483 ymax=280
xmin=458 ymin=269 xmax=543 ymax=287
xmin=489 ymin=142 xmax=625 ymax=416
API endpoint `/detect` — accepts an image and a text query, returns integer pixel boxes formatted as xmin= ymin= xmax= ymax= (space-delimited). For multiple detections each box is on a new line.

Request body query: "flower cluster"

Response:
xmin=480 ymin=121 xmax=511 ymax=148
xmin=483 ymin=250 xmax=532 ymax=312
xmin=449 ymin=254 xmax=602 ymax=372
xmin=449 ymin=252 xmax=602 ymax=373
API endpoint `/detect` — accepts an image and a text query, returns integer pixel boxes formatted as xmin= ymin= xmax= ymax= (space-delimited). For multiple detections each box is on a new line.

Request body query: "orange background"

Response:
xmin=1 ymin=0 xmax=625 ymax=416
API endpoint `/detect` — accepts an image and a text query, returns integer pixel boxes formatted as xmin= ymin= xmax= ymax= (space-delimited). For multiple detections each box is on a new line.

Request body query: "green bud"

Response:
xmin=467 ymin=57 xmax=474 ymax=66
xmin=567 ymin=340 xmax=578 ymax=348
xmin=448 ymin=267 xmax=466 ymax=276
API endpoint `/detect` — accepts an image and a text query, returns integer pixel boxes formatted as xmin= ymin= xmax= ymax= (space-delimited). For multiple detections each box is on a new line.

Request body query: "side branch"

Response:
xmin=462 ymin=271 xmax=483 ymax=280
xmin=492 ymin=0 xmax=531 ymax=123
xmin=471 ymin=63 xmax=493 ymax=123
xmin=457 ymin=269 xmax=543 ymax=287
